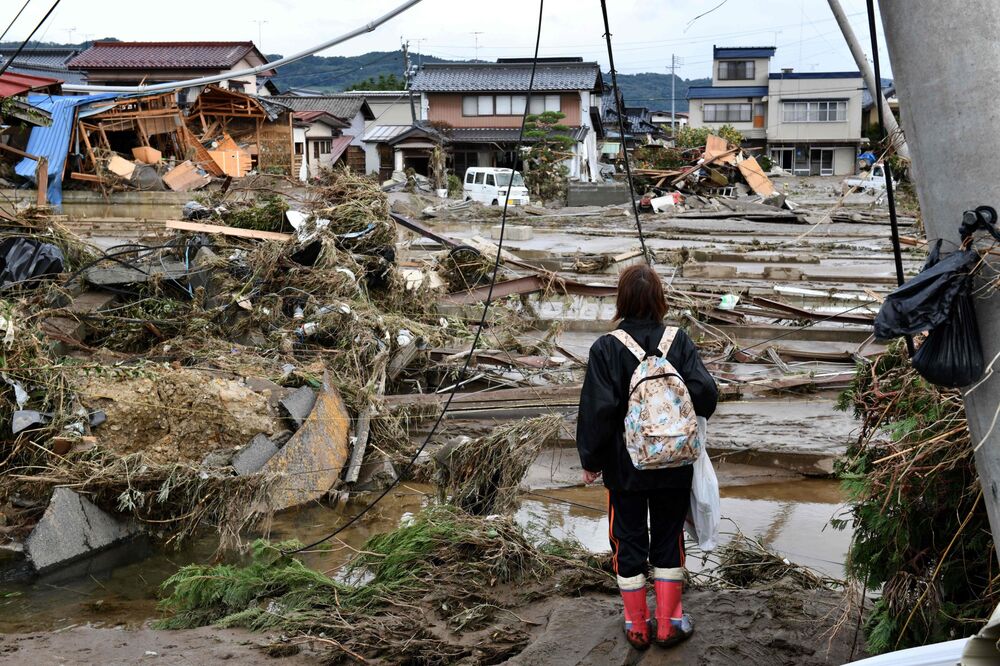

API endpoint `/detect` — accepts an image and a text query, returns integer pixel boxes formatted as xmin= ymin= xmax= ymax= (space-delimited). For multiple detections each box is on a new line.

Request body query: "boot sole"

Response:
xmin=653 ymin=628 xmax=693 ymax=649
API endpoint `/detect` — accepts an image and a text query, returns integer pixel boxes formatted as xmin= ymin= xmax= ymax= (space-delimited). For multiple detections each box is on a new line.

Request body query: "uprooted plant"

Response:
xmin=834 ymin=341 xmax=998 ymax=653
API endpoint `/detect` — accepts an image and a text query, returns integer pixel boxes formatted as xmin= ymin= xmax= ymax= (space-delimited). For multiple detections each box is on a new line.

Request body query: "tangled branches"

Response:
xmin=835 ymin=341 xmax=997 ymax=652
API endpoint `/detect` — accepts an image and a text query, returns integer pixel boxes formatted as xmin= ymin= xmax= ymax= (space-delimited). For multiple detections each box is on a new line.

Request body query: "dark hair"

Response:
xmin=614 ymin=264 xmax=668 ymax=321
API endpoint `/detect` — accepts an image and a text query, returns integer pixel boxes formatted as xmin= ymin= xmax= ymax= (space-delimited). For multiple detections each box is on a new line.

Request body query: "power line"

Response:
xmin=0 ymin=0 xmax=32 ymax=44
xmin=284 ymin=0 xmax=548 ymax=556
xmin=0 ymin=0 xmax=61 ymax=78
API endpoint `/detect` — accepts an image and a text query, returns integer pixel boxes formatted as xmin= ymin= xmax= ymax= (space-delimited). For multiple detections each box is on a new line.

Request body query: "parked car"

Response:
xmin=463 ymin=168 xmax=530 ymax=206
xmin=843 ymin=162 xmax=896 ymax=195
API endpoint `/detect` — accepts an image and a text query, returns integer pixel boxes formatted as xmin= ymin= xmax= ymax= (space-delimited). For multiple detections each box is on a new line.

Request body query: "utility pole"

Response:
xmin=470 ymin=32 xmax=484 ymax=62
xmin=403 ymin=39 xmax=416 ymax=122
xmin=879 ymin=1 xmax=1000 ymax=559
xmin=827 ymin=0 xmax=909 ymax=161
xmin=669 ymin=54 xmax=683 ymax=136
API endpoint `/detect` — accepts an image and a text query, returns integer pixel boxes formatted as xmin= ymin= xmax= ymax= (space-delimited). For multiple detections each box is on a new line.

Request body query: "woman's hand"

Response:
xmin=582 ymin=469 xmax=602 ymax=485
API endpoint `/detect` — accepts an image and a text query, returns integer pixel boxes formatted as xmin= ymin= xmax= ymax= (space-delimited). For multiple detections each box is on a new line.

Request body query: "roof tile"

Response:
xmin=410 ymin=62 xmax=601 ymax=92
xmin=68 ymin=42 xmax=264 ymax=70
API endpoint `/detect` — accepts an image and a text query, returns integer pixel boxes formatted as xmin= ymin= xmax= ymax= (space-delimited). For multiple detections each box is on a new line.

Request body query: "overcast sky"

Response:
xmin=5 ymin=0 xmax=892 ymax=79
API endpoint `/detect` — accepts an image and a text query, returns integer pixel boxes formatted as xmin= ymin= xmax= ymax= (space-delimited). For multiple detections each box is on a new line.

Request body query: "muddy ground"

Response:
xmin=0 ymin=587 xmax=862 ymax=665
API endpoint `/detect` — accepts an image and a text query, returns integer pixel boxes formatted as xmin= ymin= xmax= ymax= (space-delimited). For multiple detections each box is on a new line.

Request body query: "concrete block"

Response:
xmin=280 ymin=385 xmax=317 ymax=428
xmin=683 ymin=263 xmax=738 ymax=279
xmin=25 ymin=488 xmax=139 ymax=573
xmin=232 ymin=434 xmax=280 ymax=475
xmin=762 ymin=266 xmax=804 ymax=281
xmin=490 ymin=225 xmax=533 ymax=241
xmin=263 ymin=375 xmax=350 ymax=511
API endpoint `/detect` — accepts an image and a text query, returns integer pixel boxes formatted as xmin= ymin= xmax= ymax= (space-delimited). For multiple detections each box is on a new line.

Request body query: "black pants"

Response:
xmin=608 ymin=487 xmax=688 ymax=578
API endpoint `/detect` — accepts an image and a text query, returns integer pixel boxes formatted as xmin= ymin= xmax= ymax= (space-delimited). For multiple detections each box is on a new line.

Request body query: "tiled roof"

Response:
xmin=861 ymin=82 xmax=896 ymax=109
xmin=769 ymin=71 xmax=862 ymax=80
xmin=445 ymin=126 xmax=589 ymax=143
xmin=1 ymin=64 xmax=84 ymax=84
xmin=272 ymin=95 xmax=375 ymax=121
xmin=714 ymin=46 xmax=776 ymax=59
xmin=68 ymin=41 xmax=267 ymax=70
xmin=410 ymin=61 xmax=602 ymax=92
xmin=292 ymin=110 xmax=349 ymax=128
xmin=686 ymin=86 xmax=767 ymax=100
xmin=0 ymin=47 xmax=78 ymax=69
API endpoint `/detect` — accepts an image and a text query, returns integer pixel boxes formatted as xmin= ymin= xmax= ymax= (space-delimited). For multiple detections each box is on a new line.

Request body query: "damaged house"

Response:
xmin=687 ymin=46 xmax=863 ymax=176
xmin=272 ymin=94 xmax=374 ymax=175
xmin=408 ymin=57 xmax=604 ymax=181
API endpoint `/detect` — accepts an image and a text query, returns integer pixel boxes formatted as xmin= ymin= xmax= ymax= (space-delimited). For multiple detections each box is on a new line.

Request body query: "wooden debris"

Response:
xmin=164 ymin=220 xmax=292 ymax=241
xmin=737 ymin=156 xmax=776 ymax=196
xmin=106 ymin=156 xmax=136 ymax=179
xmin=132 ymin=146 xmax=162 ymax=164
xmin=162 ymin=161 xmax=211 ymax=192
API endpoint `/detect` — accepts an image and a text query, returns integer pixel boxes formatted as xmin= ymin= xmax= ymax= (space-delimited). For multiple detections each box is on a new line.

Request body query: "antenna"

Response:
xmin=470 ymin=31 xmax=484 ymax=62
xmin=669 ymin=54 xmax=684 ymax=136
xmin=250 ymin=20 xmax=268 ymax=51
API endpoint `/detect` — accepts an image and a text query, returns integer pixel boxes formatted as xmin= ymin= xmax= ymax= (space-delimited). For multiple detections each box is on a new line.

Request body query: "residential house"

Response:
xmin=649 ymin=110 xmax=688 ymax=129
xmin=861 ymin=82 xmax=898 ymax=130
xmin=272 ymin=95 xmax=375 ymax=173
xmin=409 ymin=57 xmax=604 ymax=182
xmin=291 ymin=111 xmax=352 ymax=178
xmin=687 ymin=46 xmax=863 ymax=176
xmin=0 ymin=47 xmax=84 ymax=86
xmin=601 ymin=99 xmax=659 ymax=150
xmin=687 ymin=46 xmax=773 ymax=150
xmin=67 ymin=41 xmax=275 ymax=103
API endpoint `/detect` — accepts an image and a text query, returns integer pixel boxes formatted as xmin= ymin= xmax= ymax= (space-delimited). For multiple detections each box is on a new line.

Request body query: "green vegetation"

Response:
xmin=447 ymin=173 xmax=463 ymax=198
xmin=674 ymin=124 xmax=744 ymax=149
xmin=523 ymin=110 xmax=574 ymax=204
xmin=835 ymin=342 xmax=997 ymax=653
xmin=221 ymin=193 xmax=289 ymax=232
xmin=346 ymin=73 xmax=405 ymax=91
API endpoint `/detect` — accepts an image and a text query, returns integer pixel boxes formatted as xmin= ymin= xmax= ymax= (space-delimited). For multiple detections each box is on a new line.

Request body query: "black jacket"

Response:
xmin=576 ymin=318 xmax=719 ymax=491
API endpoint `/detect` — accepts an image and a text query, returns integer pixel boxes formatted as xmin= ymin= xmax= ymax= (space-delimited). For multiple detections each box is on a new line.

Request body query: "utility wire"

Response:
xmin=284 ymin=0 xmax=548 ymax=555
xmin=600 ymin=0 xmax=650 ymax=264
xmin=0 ymin=0 xmax=32 ymax=45
xmin=0 ymin=0 xmax=59 ymax=78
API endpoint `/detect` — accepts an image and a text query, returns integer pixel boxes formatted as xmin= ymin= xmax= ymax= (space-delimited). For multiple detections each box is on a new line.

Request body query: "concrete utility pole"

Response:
xmin=669 ymin=54 xmax=680 ymax=136
xmin=879 ymin=1 xmax=1000 ymax=559
xmin=827 ymin=0 xmax=910 ymax=161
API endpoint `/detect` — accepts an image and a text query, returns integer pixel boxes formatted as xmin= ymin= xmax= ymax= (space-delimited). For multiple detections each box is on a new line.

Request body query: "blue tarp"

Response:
xmin=14 ymin=93 xmax=120 ymax=208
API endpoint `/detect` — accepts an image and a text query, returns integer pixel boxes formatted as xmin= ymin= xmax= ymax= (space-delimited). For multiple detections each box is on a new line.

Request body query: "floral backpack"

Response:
xmin=608 ymin=327 xmax=702 ymax=470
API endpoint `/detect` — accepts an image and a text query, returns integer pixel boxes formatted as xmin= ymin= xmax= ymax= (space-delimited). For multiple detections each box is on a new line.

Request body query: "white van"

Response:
xmin=463 ymin=167 xmax=530 ymax=206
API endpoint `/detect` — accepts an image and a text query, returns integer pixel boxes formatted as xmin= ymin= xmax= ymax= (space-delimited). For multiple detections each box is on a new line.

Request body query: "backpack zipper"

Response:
xmin=629 ymin=372 xmax=683 ymax=399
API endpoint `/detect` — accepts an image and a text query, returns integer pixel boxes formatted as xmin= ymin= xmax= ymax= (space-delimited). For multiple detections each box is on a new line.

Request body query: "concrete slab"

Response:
xmin=263 ymin=375 xmax=350 ymax=511
xmin=25 ymin=488 xmax=139 ymax=573
xmin=232 ymin=434 xmax=280 ymax=475
xmin=280 ymin=386 xmax=317 ymax=428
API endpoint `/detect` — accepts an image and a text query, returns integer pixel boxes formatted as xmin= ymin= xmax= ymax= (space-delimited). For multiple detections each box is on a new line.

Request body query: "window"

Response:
xmin=474 ymin=172 xmax=485 ymax=184
xmin=703 ymin=103 xmax=752 ymax=122
xmin=312 ymin=140 xmax=332 ymax=159
xmin=496 ymin=95 xmax=511 ymax=115
xmin=485 ymin=174 xmax=495 ymax=186
xmin=528 ymin=94 xmax=561 ymax=114
xmin=781 ymin=100 xmax=847 ymax=122
xmin=463 ymin=94 xmax=532 ymax=116
xmin=496 ymin=172 xmax=524 ymax=187
xmin=294 ymin=142 xmax=304 ymax=155
xmin=477 ymin=95 xmax=494 ymax=115
xmin=718 ymin=60 xmax=754 ymax=80
xmin=466 ymin=171 xmax=475 ymax=184
xmin=462 ymin=96 xmax=478 ymax=115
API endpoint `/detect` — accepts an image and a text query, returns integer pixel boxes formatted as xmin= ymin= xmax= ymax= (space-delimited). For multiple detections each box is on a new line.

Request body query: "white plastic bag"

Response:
xmin=685 ymin=416 xmax=720 ymax=552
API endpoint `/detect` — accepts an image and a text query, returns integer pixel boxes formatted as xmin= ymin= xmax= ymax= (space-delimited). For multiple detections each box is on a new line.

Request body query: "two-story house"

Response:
xmin=687 ymin=46 xmax=774 ymax=150
xmin=687 ymin=46 xmax=863 ymax=176
xmin=408 ymin=57 xmax=604 ymax=182
xmin=766 ymin=69 xmax=864 ymax=176
xmin=67 ymin=42 xmax=275 ymax=103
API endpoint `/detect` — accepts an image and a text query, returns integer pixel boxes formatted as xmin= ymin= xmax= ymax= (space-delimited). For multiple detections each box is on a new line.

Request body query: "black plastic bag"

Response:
xmin=0 ymin=238 xmax=64 ymax=289
xmin=911 ymin=290 xmax=984 ymax=387
xmin=874 ymin=240 xmax=979 ymax=340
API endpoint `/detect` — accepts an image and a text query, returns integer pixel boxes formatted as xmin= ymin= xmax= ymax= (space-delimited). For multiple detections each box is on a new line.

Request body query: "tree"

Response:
xmin=674 ymin=124 xmax=744 ymax=150
xmin=523 ymin=111 xmax=574 ymax=204
xmin=345 ymin=73 xmax=404 ymax=91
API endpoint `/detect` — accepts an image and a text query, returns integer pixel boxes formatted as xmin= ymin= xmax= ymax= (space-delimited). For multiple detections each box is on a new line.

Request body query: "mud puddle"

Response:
xmin=0 ymin=479 xmax=849 ymax=632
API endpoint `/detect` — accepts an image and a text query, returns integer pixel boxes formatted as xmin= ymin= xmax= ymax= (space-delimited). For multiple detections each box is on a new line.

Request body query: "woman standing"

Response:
xmin=576 ymin=264 xmax=718 ymax=650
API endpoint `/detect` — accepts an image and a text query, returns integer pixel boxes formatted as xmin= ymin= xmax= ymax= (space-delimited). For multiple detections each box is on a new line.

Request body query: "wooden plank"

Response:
xmin=165 ymin=220 xmax=292 ymax=241
xmin=78 ymin=122 xmax=97 ymax=170
xmin=35 ymin=157 xmax=47 ymax=206
xmin=70 ymin=172 xmax=103 ymax=183
xmin=179 ymin=124 xmax=225 ymax=177
xmin=162 ymin=160 xmax=210 ymax=192
xmin=704 ymin=133 xmax=736 ymax=164
xmin=737 ymin=155 xmax=776 ymax=196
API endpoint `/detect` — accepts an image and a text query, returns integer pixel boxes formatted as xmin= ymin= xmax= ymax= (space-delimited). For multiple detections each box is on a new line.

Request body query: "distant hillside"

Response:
xmin=1 ymin=41 xmax=707 ymax=109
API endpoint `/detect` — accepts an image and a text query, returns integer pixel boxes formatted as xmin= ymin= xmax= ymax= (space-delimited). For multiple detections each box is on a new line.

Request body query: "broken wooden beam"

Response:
xmin=165 ymin=220 xmax=292 ymax=241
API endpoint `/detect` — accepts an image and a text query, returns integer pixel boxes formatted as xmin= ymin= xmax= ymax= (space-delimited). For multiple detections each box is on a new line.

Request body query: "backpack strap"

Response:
xmin=657 ymin=326 xmax=679 ymax=357
xmin=607 ymin=330 xmax=646 ymax=362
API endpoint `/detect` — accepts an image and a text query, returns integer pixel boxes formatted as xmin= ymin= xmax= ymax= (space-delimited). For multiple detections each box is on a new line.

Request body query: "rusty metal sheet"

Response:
xmin=263 ymin=373 xmax=350 ymax=511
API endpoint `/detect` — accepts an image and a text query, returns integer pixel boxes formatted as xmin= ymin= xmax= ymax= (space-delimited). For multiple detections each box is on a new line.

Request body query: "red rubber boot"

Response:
xmin=653 ymin=567 xmax=694 ymax=648
xmin=617 ymin=573 xmax=651 ymax=650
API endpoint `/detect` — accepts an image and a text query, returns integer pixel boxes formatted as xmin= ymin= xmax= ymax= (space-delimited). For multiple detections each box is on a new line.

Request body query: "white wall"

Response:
xmin=766 ymin=76 xmax=864 ymax=142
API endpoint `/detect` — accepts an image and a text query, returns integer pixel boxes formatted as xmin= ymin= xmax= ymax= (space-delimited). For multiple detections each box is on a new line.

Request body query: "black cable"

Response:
xmin=0 ymin=0 xmax=60 ymax=78
xmin=865 ymin=0 xmax=914 ymax=356
xmin=0 ymin=0 xmax=32 ymax=45
xmin=599 ymin=0 xmax=650 ymax=265
xmin=284 ymin=0 xmax=547 ymax=555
